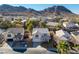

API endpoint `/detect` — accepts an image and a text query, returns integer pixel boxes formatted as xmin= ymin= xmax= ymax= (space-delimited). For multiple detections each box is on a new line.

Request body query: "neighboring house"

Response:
xmin=6 ymin=28 xmax=24 ymax=41
xmin=46 ymin=22 xmax=61 ymax=31
xmin=46 ymin=22 xmax=59 ymax=31
xmin=71 ymin=31 xmax=79 ymax=45
xmin=45 ymin=18 xmax=56 ymax=22
xmin=0 ymin=34 xmax=5 ymax=47
xmin=55 ymin=30 xmax=71 ymax=43
xmin=3 ymin=16 xmax=27 ymax=21
xmin=46 ymin=22 xmax=59 ymax=27
xmin=63 ymin=22 xmax=79 ymax=30
xmin=21 ymin=19 xmax=27 ymax=23
xmin=30 ymin=16 xmax=40 ymax=21
xmin=0 ymin=29 xmax=6 ymax=47
xmin=60 ymin=18 xmax=68 ymax=22
xmin=40 ymin=16 xmax=56 ymax=22
xmin=32 ymin=28 xmax=51 ymax=42
xmin=0 ymin=12 xmax=27 ymax=21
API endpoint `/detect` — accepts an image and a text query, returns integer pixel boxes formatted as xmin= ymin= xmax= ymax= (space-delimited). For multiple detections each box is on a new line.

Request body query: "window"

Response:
xmin=44 ymin=34 xmax=47 ymax=36
xmin=35 ymin=35 xmax=39 ymax=37
xmin=8 ymin=34 xmax=11 ymax=37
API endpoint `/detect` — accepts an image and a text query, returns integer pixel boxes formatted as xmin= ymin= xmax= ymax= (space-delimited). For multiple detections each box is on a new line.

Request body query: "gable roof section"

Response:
xmin=7 ymin=28 xmax=24 ymax=35
xmin=46 ymin=22 xmax=59 ymax=26
xmin=56 ymin=30 xmax=70 ymax=38
xmin=32 ymin=28 xmax=49 ymax=34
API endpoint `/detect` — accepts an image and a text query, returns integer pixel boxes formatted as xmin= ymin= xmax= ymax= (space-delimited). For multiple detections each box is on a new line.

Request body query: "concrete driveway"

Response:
xmin=24 ymin=45 xmax=56 ymax=54
xmin=0 ymin=43 xmax=56 ymax=54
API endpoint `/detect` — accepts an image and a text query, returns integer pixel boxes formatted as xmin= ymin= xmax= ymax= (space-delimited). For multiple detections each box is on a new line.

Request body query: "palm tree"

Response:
xmin=12 ymin=18 xmax=23 ymax=28
xmin=57 ymin=40 xmax=69 ymax=54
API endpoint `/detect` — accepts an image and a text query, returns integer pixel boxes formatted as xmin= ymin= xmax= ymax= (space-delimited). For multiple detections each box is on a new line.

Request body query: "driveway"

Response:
xmin=0 ymin=43 xmax=56 ymax=54
xmin=0 ymin=43 xmax=20 ymax=54
xmin=24 ymin=45 xmax=56 ymax=54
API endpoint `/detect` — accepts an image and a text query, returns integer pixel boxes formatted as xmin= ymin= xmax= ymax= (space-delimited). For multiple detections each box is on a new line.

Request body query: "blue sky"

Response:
xmin=8 ymin=4 xmax=79 ymax=14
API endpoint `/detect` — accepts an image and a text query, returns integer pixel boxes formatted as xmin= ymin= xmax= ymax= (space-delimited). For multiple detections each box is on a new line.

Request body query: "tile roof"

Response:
xmin=32 ymin=28 xmax=49 ymax=34
xmin=7 ymin=28 xmax=24 ymax=35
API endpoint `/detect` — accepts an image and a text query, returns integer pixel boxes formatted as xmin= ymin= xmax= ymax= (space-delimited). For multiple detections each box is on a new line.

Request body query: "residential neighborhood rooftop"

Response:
xmin=7 ymin=28 xmax=24 ymax=35
xmin=32 ymin=28 xmax=49 ymax=34
xmin=46 ymin=22 xmax=59 ymax=26
xmin=56 ymin=30 xmax=71 ymax=40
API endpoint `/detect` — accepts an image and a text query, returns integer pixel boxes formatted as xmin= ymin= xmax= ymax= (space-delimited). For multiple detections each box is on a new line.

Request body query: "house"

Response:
xmin=6 ymin=28 xmax=24 ymax=41
xmin=46 ymin=22 xmax=59 ymax=31
xmin=71 ymin=31 xmax=79 ymax=45
xmin=21 ymin=19 xmax=27 ymax=23
xmin=32 ymin=28 xmax=50 ymax=42
xmin=0 ymin=34 xmax=5 ymax=47
xmin=60 ymin=18 xmax=68 ymax=22
xmin=0 ymin=12 xmax=27 ymax=21
xmin=30 ymin=16 xmax=40 ymax=21
xmin=63 ymin=22 xmax=79 ymax=30
xmin=3 ymin=15 xmax=27 ymax=21
xmin=45 ymin=17 xmax=56 ymax=22
xmin=46 ymin=22 xmax=59 ymax=27
xmin=55 ymin=30 xmax=71 ymax=43
xmin=32 ymin=28 xmax=51 ymax=47
xmin=6 ymin=28 xmax=27 ymax=50
xmin=0 ymin=29 xmax=6 ymax=47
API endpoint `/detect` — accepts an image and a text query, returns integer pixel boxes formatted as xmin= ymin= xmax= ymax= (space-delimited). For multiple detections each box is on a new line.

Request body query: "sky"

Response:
xmin=6 ymin=4 xmax=79 ymax=14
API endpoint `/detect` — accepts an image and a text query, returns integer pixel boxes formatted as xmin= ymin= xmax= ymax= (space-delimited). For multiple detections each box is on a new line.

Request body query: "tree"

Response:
xmin=25 ymin=19 xmax=31 ymax=29
xmin=12 ymin=18 xmax=23 ymax=28
xmin=26 ymin=22 xmax=33 ymax=31
xmin=39 ymin=21 xmax=47 ymax=28
xmin=25 ymin=20 xmax=33 ymax=31
xmin=75 ymin=19 xmax=79 ymax=24
xmin=25 ymin=19 xmax=40 ymax=31
xmin=0 ymin=20 xmax=12 ymax=29
xmin=0 ymin=17 xmax=3 ymax=23
xmin=51 ymin=23 xmax=63 ymax=31
xmin=57 ymin=40 xmax=69 ymax=54
xmin=31 ymin=20 xmax=39 ymax=28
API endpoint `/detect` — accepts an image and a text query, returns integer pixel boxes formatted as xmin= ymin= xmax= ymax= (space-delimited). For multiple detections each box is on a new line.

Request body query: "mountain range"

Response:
xmin=0 ymin=4 xmax=77 ymax=17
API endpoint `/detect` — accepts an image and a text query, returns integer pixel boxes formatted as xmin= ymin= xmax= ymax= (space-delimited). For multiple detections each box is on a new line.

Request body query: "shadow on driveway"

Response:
xmin=7 ymin=41 xmax=27 ymax=53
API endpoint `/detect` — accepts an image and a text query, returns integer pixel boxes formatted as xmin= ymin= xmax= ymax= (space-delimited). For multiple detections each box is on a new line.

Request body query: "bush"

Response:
xmin=0 ymin=21 xmax=12 ymax=29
